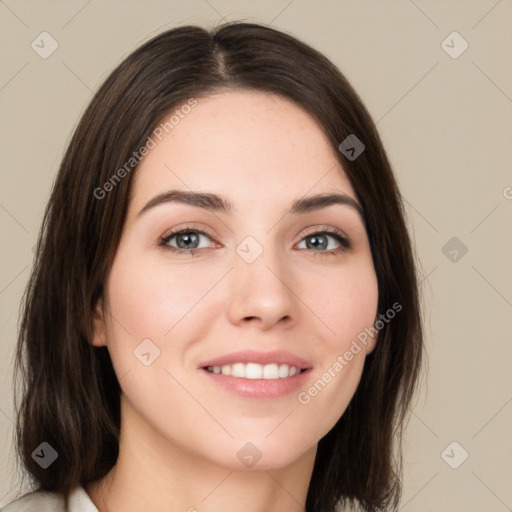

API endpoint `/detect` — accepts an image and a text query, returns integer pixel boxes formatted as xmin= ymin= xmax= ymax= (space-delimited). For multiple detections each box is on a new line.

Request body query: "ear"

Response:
xmin=363 ymin=310 xmax=381 ymax=355
xmin=364 ymin=335 xmax=378 ymax=355
xmin=91 ymin=297 xmax=107 ymax=347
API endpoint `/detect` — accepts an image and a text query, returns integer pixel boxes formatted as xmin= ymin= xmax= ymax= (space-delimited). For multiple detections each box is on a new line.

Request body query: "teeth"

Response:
xmin=263 ymin=363 xmax=279 ymax=379
xmin=231 ymin=363 xmax=245 ymax=378
xmin=205 ymin=362 xmax=302 ymax=379
xmin=278 ymin=364 xmax=290 ymax=378
xmin=245 ymin=363 xmax=262 ymax=379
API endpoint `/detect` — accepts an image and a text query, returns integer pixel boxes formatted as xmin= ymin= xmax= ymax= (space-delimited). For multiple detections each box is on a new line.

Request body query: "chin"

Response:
xmin=200 ymin=434 xmax=316 ymax=472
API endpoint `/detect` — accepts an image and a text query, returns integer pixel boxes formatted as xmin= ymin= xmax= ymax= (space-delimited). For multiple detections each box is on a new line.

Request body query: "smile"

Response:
xmin=204 ymin=362 xmax=307 ymax=379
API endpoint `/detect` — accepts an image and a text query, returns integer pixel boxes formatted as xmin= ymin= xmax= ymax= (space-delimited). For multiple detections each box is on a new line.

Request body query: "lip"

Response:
xmin=198 ymin=349 xmax=313 ymax=399
xmin=201 ymin=367 xmax=312 ymax=399
xmin=198 ymin=349 xmax=313 ymax=370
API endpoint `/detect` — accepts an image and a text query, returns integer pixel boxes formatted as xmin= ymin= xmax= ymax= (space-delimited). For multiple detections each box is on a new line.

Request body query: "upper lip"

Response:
xmin=198 ymin=350 xmax=313 ymax=370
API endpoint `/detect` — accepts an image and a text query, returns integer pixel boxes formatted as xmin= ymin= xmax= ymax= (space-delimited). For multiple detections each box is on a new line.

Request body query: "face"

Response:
xmin=92 ymin=90 xmax=379 ymax=470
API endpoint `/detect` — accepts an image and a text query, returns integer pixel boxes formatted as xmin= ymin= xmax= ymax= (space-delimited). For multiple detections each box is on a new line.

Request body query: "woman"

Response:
xmin=5 ymin=21 xmax=423 ymax=512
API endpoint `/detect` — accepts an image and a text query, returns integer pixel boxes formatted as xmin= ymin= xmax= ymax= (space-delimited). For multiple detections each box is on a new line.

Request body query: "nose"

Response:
xmin=226 ymin=246 xmax=298 ymax=331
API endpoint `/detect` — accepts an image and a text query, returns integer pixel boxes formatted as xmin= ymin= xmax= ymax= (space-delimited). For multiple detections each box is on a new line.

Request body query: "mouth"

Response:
xmin=203 ymin=362 xmax=307 ymax=379
xmin=199 ymin=350 xmax=312 ymax=399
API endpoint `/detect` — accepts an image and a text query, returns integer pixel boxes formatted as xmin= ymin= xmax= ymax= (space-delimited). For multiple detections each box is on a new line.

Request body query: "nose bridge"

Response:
xmin=227 ymin=231 xmax=297 ymax=328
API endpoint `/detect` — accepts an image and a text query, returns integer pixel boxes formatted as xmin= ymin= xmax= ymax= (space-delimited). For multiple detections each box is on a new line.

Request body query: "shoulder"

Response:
xmin=1 ymin=489 xmax=65 ymax=512
xmin=1 ymin=486 xmax=98 ymax=512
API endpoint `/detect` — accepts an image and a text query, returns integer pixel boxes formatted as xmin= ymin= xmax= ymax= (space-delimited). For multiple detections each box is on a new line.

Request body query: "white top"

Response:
xmin=1 ymin=486 xmax=98 ymax=512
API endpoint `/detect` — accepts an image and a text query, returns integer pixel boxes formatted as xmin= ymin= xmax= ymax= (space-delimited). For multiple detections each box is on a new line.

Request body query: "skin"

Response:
xmin=87 ymin=90 xmax=379 ymax=512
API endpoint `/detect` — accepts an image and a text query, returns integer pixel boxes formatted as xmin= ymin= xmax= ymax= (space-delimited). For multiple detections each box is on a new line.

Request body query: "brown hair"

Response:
xmin=14 ymin=21 xmax=423 ymax=512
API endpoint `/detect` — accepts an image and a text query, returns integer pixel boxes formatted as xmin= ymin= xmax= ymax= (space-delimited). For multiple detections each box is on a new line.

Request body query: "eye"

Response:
xmin=159 ymin=227 xmax=216 ymax=255
xmin=296 ymin=228 xmax=351 ymax=256
xmin=158 ymin=226 xmax=351 ymax=257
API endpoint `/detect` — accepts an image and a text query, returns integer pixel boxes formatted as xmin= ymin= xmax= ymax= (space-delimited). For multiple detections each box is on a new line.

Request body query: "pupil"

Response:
xmin=177 ymin=232 xmax=199 ymax=249
xmin=307 ymin=235 xmax=327 ymax=250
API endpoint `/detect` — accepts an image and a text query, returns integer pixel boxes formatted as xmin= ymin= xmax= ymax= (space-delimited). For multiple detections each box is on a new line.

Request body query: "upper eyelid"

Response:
xmin=300 ymin=225 xmax=348 ymax=238
xmin=161 ymin=223 xmax=215 ymax=238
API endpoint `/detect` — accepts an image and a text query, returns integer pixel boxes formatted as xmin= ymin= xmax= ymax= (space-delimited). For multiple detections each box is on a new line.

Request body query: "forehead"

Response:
xmin=130 ymin=90 xmax=356 ymax=212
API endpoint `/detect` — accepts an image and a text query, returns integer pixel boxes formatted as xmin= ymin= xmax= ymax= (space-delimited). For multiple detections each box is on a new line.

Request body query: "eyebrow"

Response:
xmin=137 ymin=189 xmax=364 ymax=220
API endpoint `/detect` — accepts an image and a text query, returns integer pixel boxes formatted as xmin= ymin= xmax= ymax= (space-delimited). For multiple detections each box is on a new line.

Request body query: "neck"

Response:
xmin=86 ymin=396 xmax=316 ymax=512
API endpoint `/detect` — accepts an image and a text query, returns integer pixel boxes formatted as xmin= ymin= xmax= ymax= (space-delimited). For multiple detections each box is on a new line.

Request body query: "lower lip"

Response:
xmin=201 ymin=368 xmax=311 ymax=399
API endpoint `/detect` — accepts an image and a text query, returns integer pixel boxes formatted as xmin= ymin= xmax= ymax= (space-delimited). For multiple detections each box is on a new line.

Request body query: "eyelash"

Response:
xmin=158 ymin=225 xmax=351 ymax=257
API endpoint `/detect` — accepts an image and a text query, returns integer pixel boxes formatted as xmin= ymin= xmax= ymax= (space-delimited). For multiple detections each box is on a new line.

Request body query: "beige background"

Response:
xmin=1 ymin=1 xmax=511 ymax=510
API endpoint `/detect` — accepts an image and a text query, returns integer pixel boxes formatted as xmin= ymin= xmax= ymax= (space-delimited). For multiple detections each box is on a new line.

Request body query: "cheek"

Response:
xmin=102 ymin=249 xmax=228 ymax=392
xmin=293 ymin=259 xmax=378 ymax=433
xmin=106 ymin=248 xmax=217 ymax=340
xmin=305 ymin=257 xmax=379 ymax=350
